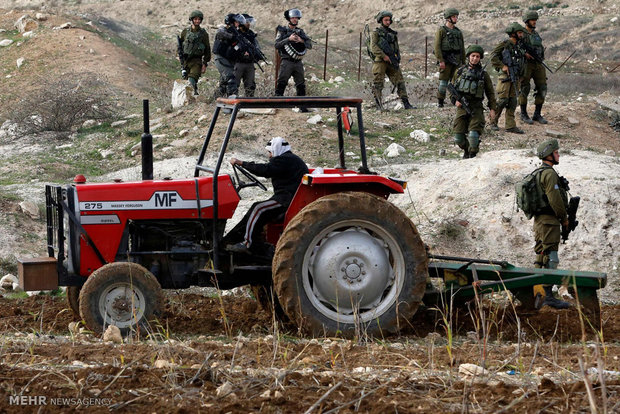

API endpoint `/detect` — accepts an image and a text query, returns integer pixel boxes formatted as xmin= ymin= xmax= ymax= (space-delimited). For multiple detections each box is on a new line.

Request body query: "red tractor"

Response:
xmin=20 ymin=97 xmax=428 ymax=337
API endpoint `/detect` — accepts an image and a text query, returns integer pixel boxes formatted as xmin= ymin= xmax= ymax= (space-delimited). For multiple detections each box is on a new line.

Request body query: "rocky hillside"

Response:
xmin=0 ymin=1 xmax=619 ymax=300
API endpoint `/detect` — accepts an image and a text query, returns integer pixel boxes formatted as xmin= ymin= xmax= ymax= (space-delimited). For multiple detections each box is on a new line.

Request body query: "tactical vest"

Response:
xmin=183 ymin=27 xmax=207 ymax=58
xmin=527 ymin=30 xmax=544 ymax=59
xmin=375 ymin=26 xmax=399 ymax=55
xmin=213 ymin=26 xmax=237 ymax=59
xmin=277 ymin=25 xmax=309 ymax=60
xmin=455 ymin=65 xmax=485 ymax=99
xmin=440 ymin=26 xmax=463 ymax=53
xmin=238 ymin=30 xmax=257 ymax=63
xmin=504 ymin=41 xmax=526 ymax=77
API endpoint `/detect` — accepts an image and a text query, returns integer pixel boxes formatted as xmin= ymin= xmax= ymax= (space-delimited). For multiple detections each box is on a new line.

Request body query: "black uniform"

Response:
xmin=227 ymin=151 xmax=309 ymax=252
xmin=213 ymin=25 xmax=241 ymax=96
xmin=274 ymin=25 xmax=312 ymax=96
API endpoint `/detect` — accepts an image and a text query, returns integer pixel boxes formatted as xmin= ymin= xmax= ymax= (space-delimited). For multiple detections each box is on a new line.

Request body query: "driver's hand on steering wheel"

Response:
xmin=230 ymin=158 xmax=242 ymax=166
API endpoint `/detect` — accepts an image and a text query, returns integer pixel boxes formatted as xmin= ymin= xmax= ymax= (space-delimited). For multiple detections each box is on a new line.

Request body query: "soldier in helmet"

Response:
xmin=235 ymin=14 xmax=260 ymax=97
xmin=275 ymin=8 xmax=312 ymax=110
xmin=213 ymin=13 xmax=246 ymax=97
xmin=434 ymin=8 xmax=465 ymax=108
xmin=450 ymin=45 xmax=496 ymax=158
xmin=178 ymin=10 xmax=211 ymax=96
xmin=490 ymin=22 xmax=527 ymax=134
xmin=519 ymin=10 xmax=549 ymax=124
xmin=370 ymin=10 xmax=414 ymax=110
xmin=530 ymin=139 xmax=571 ymax=309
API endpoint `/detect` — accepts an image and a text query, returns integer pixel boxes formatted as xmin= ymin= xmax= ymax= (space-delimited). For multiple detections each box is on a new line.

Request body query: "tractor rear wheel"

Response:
xmin=79 ymin=262 xmax=163 ymax=336
xmin=273 ymin=192 xmax=428 ymax=337
xmin=67 ymin=286 xmax=81 ymax=318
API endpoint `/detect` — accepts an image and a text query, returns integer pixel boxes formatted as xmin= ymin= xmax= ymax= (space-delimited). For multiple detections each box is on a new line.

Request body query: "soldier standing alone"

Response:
xmin=519 ymin=11 xmax=549 ymax=125
xmin=530 ymin=139 xmax=571 ymax=309
xmin=450 ymin=45 xmax=496 ymax=158
xmin=434 ymin=8 xmax=465 ymax=108
xmin=370 ymin=11 xmax=414 ymax=110
xmin=178 ymin=10 xmax=211 ymax=96
xmin=490 ymin=23 xmax=526 ymax=134
xmin=274 ymin=8 xmax=312 ymax=106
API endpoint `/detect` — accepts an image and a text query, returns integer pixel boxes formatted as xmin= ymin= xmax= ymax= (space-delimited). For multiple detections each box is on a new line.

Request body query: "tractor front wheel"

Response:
xmin=273 ymin=192 xmax=428 ymax=337
xmin=79 ymin=262 xmax=163 ymax=336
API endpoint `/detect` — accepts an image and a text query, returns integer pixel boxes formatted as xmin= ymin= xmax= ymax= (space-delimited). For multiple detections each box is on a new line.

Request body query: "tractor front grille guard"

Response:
xmin=45 ymin=184 xmax=69 ymax=280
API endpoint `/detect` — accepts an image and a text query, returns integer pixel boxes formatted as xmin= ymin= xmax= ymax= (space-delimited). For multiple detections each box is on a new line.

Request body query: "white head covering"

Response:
xmin=265 ymin=137 xmax=291 ymax=157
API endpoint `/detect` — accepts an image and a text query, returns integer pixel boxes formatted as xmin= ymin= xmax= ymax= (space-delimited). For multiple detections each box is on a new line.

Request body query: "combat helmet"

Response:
xmin=376 ymin=10 xmax=393 ymax=24
xmin=224 ymin=13 xmax=246 ymax=25
xmin=505 ymin=22 xmax=525 ymax=35
xmin=189 ymin=10 xmax=204 ymax=21
xmin=523 ymin=10 xmax=539 ymax=22
xmin=537 ymin=139 xmax=559 ymax=159
xmin=284 ymin=8 xmax=302 ymax=21
xmin=444 ymin=8 xmax=459 ymax=19
xmin=466 ymin=44 xmax=484 ymax=59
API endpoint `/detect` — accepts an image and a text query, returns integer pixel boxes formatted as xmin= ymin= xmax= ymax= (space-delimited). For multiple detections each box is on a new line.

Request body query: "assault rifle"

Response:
xmin=176 ymin=35 xmax=188 ymax=79
xmin=236 ymin=33 xmax=268 ymax=72
xmin=520 ymin=41 xmax=554 ymax=73
xmin=443 ymin=51 xmax=461 ymax=67
xmin=561 ymin=196 xmax=580 ymax=243
xmin=447 ymin=82 xmax=472 ymax=116
xmin=379 ymin=38 xmax=400 ymax=69
xmin=501 ymin=47 xmax=521 ymax=86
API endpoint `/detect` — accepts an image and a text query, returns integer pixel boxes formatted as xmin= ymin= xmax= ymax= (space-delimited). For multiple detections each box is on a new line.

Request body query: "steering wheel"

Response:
xmin=232 ymin=163 xmax=268 ymax=191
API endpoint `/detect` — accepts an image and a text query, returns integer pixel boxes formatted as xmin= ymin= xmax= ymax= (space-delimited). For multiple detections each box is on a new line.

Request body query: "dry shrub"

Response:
xmin=11 ymin=72 xmax=117 ymax=138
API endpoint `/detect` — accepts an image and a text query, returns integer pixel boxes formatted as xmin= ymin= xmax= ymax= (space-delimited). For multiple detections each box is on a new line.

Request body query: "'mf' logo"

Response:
xmin=154 ymin=192 xmax=178 ymax=207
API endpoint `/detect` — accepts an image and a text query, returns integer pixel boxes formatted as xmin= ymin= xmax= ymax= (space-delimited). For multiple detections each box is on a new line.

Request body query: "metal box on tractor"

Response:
xmin=19 ymin=97 xmax=606 ymax=337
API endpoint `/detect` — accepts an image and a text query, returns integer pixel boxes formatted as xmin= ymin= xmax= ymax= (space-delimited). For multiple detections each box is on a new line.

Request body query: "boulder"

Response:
xmin=410 ymin=129 xmax=431 ymax=143
xmin=307 ymin=114 xmax=323 ymax=125
xmin=0 ymin=274 xmax=18 ymax=290
xmin=19 ymin=201 xmax=40 ymax=219
xmin=15 ymin=15 xmax=38 ymax=33
xmin=103 ymin=325 xmax=122 ymax=343
xmin=22 ymin=31 xmax=34 ymax=39
xmin=545 ymin=130 xmax=564 ymax=138
xmin=35 ymin=13 xmax=48 ymax=21
xmin=385 ymin=143 xmax=406 ymax=158
xmin=0 ymin=39 xmax=13 ymax=47
xmin=171 ymin=80 xmax=194 ymax=109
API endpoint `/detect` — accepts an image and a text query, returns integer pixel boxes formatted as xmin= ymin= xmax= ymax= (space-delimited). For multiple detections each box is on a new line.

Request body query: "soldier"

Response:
xmin=213 ymin=13 xmax=246 ymax=97
xmin=531 ymin=139 xmax=571 ymax=309
xmin=519 ymin=11 xmax=549 ymax=124
xmin=450 ymin=45 xmax=496 ymax=158
xmin=370 ymin=11 xmax=414 ymax=110
xmin=434 ymin=8 xmax=465 ymax=108
xmin=490 ymin=22 xmax=526 ymax=134
xmin=226 ymin=137 xmax=309 ymax=255
xmin=234 ymin=14 xmax=260 ymax=97
xmin=275 ymin=8 xmax=312 ymax=109
xmin=178 ymin=10 xmax=211 ymax=96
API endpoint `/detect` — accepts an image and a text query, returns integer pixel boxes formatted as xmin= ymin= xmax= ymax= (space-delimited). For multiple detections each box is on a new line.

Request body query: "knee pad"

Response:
xmin=467 ymin=131 xmax=480 ymax=153
xmin=438 ymin=80 xmax=448 ymax=96
xmin=547 ymin=251 xmax=559 ymax=269
xmin=520 ymin=82 xmax=531 ymax=98
xmin=454 ymin=133 xmax=466 ymax=148
xmin=538 ymin=84 xmax=547 ymax=100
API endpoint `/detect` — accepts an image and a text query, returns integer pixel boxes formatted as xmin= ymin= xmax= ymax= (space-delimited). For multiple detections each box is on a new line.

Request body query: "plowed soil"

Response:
xmin=1 ymin=292 xmax=619 ymax=413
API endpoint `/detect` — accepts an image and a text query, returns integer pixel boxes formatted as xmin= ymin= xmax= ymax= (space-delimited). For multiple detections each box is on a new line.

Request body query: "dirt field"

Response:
xmin=1 ymin=291 xmax=619 ymax=413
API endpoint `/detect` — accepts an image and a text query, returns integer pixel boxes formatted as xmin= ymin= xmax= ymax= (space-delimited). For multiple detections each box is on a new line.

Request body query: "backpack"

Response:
xmin=363 ymin=24 xmax=375 ymax=60
xmin=515 ymin=167 xmax=547 ymax=219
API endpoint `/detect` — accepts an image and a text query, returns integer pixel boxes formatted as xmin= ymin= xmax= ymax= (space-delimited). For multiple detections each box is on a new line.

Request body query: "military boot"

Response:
xmin=506 ymin=126 xmax=525 ymax=134
xmin=438 ymin=98 xmax=445 ymax=108
xmin=539 ymin=285 xmax=571 ymax=309
xmin=520 ymin=104 xmax=534 ymax=125
xmin=402 ymin=98 xmax=415 ymax=110
xmin=189 ymin=77 xmax=199 ymax=96
xmin=532 ymin=104 xmax=548 ymax=124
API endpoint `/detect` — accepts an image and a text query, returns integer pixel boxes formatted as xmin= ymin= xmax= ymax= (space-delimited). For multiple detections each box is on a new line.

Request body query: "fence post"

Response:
xmin=323 ymin=29 xmax=329 ymax=81
xmin=358 ymin=32 xmax=362 ymax=82
xmin=424 ymin=36 xmax=428 ymax=79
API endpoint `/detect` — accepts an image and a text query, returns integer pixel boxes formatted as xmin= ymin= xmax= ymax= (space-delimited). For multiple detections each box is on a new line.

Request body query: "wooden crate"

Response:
xmin=18 ymin=257 xmax=58 ymax=291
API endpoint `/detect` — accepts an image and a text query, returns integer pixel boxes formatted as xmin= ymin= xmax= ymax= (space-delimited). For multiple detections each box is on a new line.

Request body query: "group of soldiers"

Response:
xmin=177 ymin=8 xmax=312 ymax=102
xmin=432 ymin=8 xmax=551 ymax=158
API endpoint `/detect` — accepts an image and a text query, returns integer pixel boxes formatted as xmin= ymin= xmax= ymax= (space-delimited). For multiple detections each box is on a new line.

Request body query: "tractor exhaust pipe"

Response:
xmin=141 ymin=99 xmax=153 ymax=180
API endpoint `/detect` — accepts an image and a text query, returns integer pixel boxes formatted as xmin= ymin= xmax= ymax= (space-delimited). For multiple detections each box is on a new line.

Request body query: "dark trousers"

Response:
xmin=275 ymin=59 xmax=306 ymax=96
xmin=227 ymin=199 xmax=285 ymax=251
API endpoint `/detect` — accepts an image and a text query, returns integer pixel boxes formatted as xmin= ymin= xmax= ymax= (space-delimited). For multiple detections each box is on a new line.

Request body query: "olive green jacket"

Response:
xmin=538 ymin=164 xmax=568 ymax=223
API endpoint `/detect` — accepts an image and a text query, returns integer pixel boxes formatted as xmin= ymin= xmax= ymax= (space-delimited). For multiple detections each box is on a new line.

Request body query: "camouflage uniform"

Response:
xmin=179 ymin=11 xmax=211 ymax=94
xmin=434 ymin=9 xmax=465 ymax=105
xmin=451 ymin=52 xmax=496 ymax=158
xmin=519 ymin=11 xmax=548 ymax=124
xmin=491 ymin=26 xmax=525 ymax=131
xmin=370 ymin=11 xmax=413 ymax=109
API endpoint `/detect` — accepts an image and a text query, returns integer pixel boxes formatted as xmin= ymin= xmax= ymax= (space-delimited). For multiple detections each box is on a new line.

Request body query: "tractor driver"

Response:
xmin=226 ymin=137 xmax=309 ymax=255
